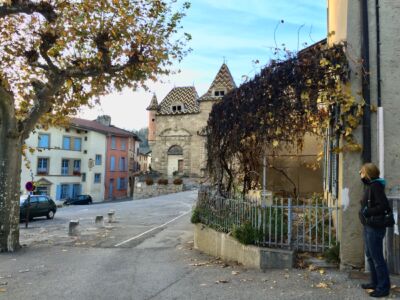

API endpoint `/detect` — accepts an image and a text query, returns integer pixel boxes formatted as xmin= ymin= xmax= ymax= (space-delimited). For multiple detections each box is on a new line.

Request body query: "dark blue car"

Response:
xmin=64 ymin=195 xmax=93 ymax=205
xmin=20 ymin=195 xmax=57 ymax=221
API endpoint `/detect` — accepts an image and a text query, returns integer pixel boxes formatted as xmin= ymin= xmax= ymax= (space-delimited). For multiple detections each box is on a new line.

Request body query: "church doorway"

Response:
xmin=167 ymin=145 xmax=184 ymax=176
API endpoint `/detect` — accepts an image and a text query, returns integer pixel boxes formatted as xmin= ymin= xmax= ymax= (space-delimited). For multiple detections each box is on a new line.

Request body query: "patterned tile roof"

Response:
xmin=157 ymin=86 xmax=200 ymax=115
xmin=199 ymin=63 xmax=236 ymax=101
xmin=146 ymin=94 xmax=159 ymax=111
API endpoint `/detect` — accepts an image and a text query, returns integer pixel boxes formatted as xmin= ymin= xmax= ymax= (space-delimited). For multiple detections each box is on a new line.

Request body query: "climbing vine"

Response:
xmin=206 ymin=42 xmax=364 ymax=194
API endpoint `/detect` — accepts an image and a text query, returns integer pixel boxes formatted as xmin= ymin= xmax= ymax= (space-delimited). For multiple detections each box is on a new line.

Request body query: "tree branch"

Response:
xmin=19 ymin=75 xmax=65 ymax=139
xmin=0 ymin=1 xmax=56 ymax=21
xmin=39 ymin=31 xmax=60 ymax=73
xmin=65 ymin=51 xmax=140 ymax=79
xmin=0 ymin=81 xmax=18 ymax=138
xmin=271 ymin=165 xmax=298 ymax=198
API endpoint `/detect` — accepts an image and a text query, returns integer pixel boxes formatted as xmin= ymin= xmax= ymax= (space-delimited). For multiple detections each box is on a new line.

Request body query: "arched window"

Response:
xmin=167 ymin=145 xmax=183 ymax=155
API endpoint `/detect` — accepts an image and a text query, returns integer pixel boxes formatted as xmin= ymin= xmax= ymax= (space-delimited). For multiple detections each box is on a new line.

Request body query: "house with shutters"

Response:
xmin=20 ymin=116 xmax=140 ymax=202
xmin=147 ymin=63 xmax=236 ymax=177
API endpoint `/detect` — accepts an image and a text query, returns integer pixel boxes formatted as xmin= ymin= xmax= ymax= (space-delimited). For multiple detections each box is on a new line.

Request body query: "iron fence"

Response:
xmin=196 ymin=186 xmax=339 ymax=253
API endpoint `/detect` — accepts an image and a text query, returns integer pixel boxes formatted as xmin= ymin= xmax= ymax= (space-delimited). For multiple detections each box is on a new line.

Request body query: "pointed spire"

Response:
xmin=204 ymin=63 xmax=236 ymax=98
xmin=146 ymin=93 xmax=159 ymax=111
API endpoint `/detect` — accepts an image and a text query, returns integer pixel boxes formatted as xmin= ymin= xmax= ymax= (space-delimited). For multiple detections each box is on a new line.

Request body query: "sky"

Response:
xmin=77 ymin=0 xmax=327 ymax=131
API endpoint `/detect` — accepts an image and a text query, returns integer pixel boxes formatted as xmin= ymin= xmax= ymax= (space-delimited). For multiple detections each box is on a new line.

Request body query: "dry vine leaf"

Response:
xmin=316 ymin=282 xmax=329 ymax=289
xmin=215 ymin=279 xmax=229 ymax=284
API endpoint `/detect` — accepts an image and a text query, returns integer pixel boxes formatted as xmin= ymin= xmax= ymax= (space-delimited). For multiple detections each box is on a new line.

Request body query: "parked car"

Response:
xmin=64 ymin=195 xmax=93 ymax=205
xmin=20 ymin=195 xmax=57 ymax=221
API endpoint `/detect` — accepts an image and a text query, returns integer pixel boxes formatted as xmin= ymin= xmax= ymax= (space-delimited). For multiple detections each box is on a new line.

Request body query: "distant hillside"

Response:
xmin=134 ymin=127 xmax=149 ymax=153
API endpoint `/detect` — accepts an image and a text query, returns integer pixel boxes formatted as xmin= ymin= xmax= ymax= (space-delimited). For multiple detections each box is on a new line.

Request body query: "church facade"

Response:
xmin=147 ymin=64 xmax=236 ymax=177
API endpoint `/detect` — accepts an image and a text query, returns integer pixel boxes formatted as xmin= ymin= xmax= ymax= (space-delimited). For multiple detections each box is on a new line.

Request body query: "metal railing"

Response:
xmin=196 ymin=186 xmax=339 ymax=253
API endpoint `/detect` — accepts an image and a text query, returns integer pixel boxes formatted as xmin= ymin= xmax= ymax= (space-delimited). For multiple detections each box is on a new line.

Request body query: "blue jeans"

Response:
xmin=364 ymin=225 xmax=391 ymax=292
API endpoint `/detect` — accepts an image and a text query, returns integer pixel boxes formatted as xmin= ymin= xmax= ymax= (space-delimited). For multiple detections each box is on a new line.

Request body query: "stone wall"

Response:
xmin=151 ymin=100 xmax=216 ymax=177
xmin=328 ymin=0 xmax=400 ymax=268
xmin=133 ymin=182 xmax=183 ymax=199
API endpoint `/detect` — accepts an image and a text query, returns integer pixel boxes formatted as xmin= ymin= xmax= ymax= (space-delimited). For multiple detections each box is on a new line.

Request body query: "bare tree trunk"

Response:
xmin=0 ymin=130 xmax=22 ymax=252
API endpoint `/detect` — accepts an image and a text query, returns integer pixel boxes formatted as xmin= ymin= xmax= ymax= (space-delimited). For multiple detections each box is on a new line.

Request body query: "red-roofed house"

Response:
xmin=20 ymin=116 xmax=140 ymax=202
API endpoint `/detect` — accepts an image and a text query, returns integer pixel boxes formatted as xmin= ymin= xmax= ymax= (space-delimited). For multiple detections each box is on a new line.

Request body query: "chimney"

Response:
xmin=96 ymin=115 xmax=111 ymax=126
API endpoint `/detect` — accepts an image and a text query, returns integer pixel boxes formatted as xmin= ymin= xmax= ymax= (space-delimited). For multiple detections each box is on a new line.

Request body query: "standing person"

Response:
xmin=359 ymin=163 xmax=391 ymax=298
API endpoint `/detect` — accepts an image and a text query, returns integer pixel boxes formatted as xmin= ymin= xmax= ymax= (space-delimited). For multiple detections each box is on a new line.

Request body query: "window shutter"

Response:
xmin=56 ymin=185 xmax=62 ymax=200
xmin=110 ymin=156 xmax=115 ymax=171
xmin=68 ymin=184 xmax=73 ymax=198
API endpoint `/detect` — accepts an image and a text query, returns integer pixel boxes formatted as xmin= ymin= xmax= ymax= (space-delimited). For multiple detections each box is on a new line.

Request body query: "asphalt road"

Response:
xmin=0 ymin=191 xmax=395 ymax=299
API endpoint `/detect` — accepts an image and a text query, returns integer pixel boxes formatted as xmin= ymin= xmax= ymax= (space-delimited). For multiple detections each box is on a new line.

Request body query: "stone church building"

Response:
xmin=147 ymin=64 xmax=236 ymax=177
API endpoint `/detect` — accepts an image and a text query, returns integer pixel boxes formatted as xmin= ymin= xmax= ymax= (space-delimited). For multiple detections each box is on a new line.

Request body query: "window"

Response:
xmin=171 ymin=105 xmax=183 ymax=112
xmin=111 ymin=136 xmax=116 ymax=149
xmin=94 ymin=173 xmax=101 ymax=183
xmin=121 ymin=140 xmax=126 ymax=150
xmin=117 ymin=177 xmax=126 ymax=190
xmin=95 ymin=155 xmax=102 ymax=165
xmin=38 ymin=196 xmax=48 ymax=203
xmin=110 ymin=156 xmax=115 ymax=171
xmin=61 ymin=159 xmax=69 ymax=175
xmin=136 ymin=148 xmax=139 ymax=156
xmin=73 ymin=160 xmax=81 ymax=174
xmin=119 ymin=157 xmax=126 ymax=171
xmin=72 ymin=184 xmax=81 ymax=198
xmin=35 ymin=186 xmax=48 ymax=196
xmin=63 ymin=136 xmax=71 ymax=150
xmin=214 ymin=90 xmax=225 ymax=96
xmin=37 ymin=158 xmax=49 ymax=174
xmin=30 ymin=196 xmax=39 ymax=204
xmin=38 ymin=134 xmax=50 ymax=148
xmin=73 ymin=138 xmax=82 ymax=151
xmin=61 ymin=184 xmax=69 ymax=199
xmin=81 ymin=173 xmax=86 ymax=182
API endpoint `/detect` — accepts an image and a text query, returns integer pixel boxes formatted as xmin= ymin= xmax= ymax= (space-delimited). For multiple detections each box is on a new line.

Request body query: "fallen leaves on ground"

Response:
xmin=190 ymin=262 xmax=208 ymax=267
xmin=231 ymin=271 xmax=240 ymax=275
xmin=308 ymin=264 xmax=317 ymax=271
xmin=0 ymin=288 xmax=6 ymax=292
xmin=215 ymin=279 xmax=229 ymax=284
xmin=316 ymin=282 xmax=329 ymax=289
xmin=18 ymin=269 xmax=30 ymax=273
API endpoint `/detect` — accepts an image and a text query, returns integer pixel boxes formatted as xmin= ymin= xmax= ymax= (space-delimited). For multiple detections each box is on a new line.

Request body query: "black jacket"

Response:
xmin=360 ymin=180 xmax=390 ymax=217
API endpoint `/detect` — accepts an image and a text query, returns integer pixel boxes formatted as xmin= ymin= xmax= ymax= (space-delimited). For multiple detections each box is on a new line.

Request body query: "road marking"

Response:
xmin=114 ymin=210 xmax=191 ymax=247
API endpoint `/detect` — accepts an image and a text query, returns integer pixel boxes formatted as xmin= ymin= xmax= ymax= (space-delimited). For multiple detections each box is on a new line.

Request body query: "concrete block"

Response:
xmin=194 ymin=224 xmax=295 ymax=270
xmin=108 ymin=210 xmax=115 ymax=223
xmin=95 ymin=215 xmax=104 ymax=227
xmin=69 ymin=220 xmax=79 ymax=236
xmin=259 ymin=248 xmax=295 ymax=270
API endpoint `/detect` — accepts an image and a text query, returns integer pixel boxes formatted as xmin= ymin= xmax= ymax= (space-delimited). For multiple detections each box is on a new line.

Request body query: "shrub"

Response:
xmin=157 ymin=178 xmax=168 ymax=185
xmin=232 ymin=221 xmax=262 ymax=245
xmin=191 ymin=207 xmax=201 ymax=224
xmin=173 ymin=178 xmax=183 ymax=185
xmin=323 ymin=243 xmax=340 ymax=264
xmin=172 ymin=170 xmax=179 ymax=176
xmin=145 ymin=177 xmax=154 ymax=185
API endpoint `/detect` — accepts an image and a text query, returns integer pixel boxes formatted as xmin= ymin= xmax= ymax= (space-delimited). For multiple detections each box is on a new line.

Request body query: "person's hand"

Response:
xmin=362 ymin=206 xmax=370 ymax=217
